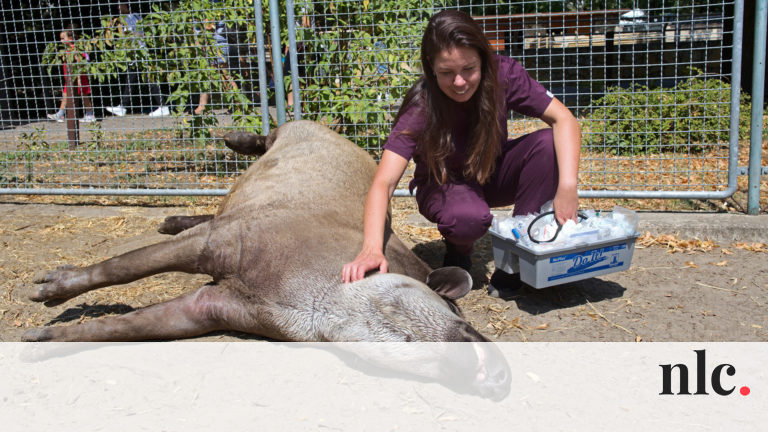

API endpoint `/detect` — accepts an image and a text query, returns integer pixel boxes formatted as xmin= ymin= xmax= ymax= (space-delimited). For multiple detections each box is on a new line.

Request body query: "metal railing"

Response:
xmin=0 ymin=0 xmax=763 ymax=211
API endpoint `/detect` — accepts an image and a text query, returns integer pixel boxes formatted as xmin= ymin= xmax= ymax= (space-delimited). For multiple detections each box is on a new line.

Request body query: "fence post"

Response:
xmin=749 ymin=0 xmax=767 ymax=214
xmin=286 ymin=0 xmax=301 ymax=120
xmin=268 ymin=0 xmax=286 ymax=125
xmin=253 ymin=0 xmax=271 ymax=134
xmin=64 ymin=66 xmax=79 ymax=149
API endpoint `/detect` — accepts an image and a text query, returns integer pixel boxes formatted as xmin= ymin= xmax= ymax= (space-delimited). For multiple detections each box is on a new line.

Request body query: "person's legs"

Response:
xmin=120 ymin=68 xmax=140 ymax=109
xmin=105 ymin=70 xmax=132 ymax=117
xmin=483 ymin=128 xmax=558 ymax=296
xmin=147 ymin=82 xmax=170 ymax=117
xmin=78 ymin=75 xmax=95 ymax=122
xmin=415 ymin=181 xmax=493 ymax=270
xmin=149 ymin=83 xmax=162 ymax=108
xmin=195 ymin=93 xmax=208 ymax=115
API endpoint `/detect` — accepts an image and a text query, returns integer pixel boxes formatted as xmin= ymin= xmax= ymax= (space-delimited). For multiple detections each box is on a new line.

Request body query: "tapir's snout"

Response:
xmin=470 ymin=341 xmax=512 ymax=401
xmin=430 ymin=341 xmax=512 ymax=401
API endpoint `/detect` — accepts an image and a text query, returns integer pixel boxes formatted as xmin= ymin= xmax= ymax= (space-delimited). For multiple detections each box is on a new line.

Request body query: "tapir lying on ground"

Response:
xmin=22 ymin=120 xmax=509 ymax=398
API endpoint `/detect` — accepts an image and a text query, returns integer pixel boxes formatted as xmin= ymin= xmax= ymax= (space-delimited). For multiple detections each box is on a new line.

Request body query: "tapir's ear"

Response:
xmin=425 ymin=267 xmax=473 ymax=300
xmin=222 ymin=130 xmax=277 ymax=156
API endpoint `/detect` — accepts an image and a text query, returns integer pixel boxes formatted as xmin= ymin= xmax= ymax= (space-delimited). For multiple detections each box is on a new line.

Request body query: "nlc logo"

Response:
xmin=660 ymin=349 xmax=751 ymax=396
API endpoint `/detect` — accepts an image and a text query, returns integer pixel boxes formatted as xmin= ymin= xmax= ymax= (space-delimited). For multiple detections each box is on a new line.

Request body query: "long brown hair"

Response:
xmin=394 ymin=9 xmax=500 ymax=185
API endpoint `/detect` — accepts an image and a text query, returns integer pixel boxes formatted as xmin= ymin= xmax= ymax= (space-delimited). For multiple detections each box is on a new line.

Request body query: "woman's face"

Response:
xmin=431 ymin=46 xmax=482 ymax=103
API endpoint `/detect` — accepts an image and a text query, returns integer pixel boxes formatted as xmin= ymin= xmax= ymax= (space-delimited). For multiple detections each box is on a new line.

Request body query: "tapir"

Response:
xmin=22 ymin=120 xmax=510 ymax=398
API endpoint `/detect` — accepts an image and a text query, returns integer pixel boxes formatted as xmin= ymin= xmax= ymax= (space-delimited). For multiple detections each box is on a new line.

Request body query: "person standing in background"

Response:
xmin=105 ymin=3 xmax=170 ymax=118
xmin=47 ymin=24 xmax=96 ymax=123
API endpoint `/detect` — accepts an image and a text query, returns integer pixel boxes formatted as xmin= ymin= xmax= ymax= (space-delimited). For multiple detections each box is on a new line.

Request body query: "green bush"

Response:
xmin=584 ymin=74 xmax=751 ymax=155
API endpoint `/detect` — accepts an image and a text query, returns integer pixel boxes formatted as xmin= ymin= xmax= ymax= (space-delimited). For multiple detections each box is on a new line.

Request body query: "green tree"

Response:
xmin=43 ymin=0 xmax=263 ymax=140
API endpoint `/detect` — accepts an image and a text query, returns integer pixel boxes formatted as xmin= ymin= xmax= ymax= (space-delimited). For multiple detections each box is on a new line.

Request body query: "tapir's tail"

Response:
xmin=222 ymin=130 xmax=278 ymax=156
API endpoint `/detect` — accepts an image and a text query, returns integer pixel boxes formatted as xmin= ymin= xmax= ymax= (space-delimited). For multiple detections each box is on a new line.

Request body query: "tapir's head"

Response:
xmin=340 ymin=267 xmax=483 ymax=342
xmin=339 ymin=267 xmax=511 ymax=400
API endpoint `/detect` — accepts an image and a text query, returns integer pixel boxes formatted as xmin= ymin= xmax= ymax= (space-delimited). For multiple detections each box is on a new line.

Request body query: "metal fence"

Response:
xmin=0 ymin=0 xmax=761 ymax=204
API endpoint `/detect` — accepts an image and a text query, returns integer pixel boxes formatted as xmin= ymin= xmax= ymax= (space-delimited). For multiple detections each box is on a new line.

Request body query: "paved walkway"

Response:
xmin=0 ymin=108 xmax=255 ymax=151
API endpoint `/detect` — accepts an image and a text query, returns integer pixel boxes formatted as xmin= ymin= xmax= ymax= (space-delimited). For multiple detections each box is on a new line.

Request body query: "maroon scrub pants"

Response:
xmin=414 ymin=128 xmax=558 ymax=255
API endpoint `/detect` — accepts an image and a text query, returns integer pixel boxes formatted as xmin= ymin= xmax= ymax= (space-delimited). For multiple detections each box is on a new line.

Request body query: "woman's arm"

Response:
xmin=540 ymin=97 xmax=581 ymax=225
xmin=341 ymin=149 xmax=409 ymax=283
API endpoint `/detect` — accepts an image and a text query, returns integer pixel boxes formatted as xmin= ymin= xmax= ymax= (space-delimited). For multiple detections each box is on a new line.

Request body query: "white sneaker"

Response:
xmin=79 ymin=113 xmax=97 ymax=123
xmin=105 ymin=105 xmax=126 ymax=117
xmin=148 ymin=106 xmax=170 ymax=117
xmin=47 ymin=112 xmax=65 ymax=122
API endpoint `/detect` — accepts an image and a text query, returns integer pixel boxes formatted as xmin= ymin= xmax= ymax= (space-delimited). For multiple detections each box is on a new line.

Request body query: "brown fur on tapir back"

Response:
xmin=216 ymin=120 xmax=432 ymax=285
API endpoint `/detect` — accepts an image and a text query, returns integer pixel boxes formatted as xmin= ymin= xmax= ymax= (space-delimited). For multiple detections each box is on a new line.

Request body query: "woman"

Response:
xmin=341 ymin=10 xmax=581 ymax=296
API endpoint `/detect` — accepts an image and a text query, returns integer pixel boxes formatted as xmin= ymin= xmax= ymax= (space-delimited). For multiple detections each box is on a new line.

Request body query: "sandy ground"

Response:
xmin=1 ymin=199 xmax=766 ymax=342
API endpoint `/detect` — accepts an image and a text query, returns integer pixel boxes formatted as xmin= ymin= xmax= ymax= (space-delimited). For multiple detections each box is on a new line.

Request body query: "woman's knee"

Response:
xmin=416 ymin=181 xmax=492 ymax=243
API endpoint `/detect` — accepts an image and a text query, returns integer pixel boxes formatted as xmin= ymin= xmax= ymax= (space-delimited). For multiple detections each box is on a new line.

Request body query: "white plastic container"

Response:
xmin=489 ymin=229 xmax=640 ymax=289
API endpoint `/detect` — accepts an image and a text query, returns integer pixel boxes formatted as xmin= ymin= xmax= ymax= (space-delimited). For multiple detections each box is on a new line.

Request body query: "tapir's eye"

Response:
xmin=444 ymin=298 xmax=463 ymax=318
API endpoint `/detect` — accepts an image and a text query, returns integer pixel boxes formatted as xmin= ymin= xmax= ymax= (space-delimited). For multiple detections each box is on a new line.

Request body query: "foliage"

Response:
xmin=41 ymin=0 xmax=263 ymax=140
xmin=18 ymin=126 xmax=50 ymax=182
xmin=300 ymin=0 xmax=448 ymax=149
xmin=584 ymin=73 xmax=751 ymax=155
xmin=34 ymin=0 xmax=733 ymax=152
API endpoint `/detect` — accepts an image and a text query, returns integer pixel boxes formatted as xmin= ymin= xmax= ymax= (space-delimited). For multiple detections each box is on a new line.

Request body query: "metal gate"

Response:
xmin=0 ymin=0 xmax=759 ymax=203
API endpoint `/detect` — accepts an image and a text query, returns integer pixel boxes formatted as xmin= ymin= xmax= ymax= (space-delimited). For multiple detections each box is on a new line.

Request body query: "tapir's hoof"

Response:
xmin=21 ymin=328 xmax=52 ymax=342
xmin=27 ymin=265 xmax=77 ymax=306
xmin=223 ymin=131 xmax=270 ymax=156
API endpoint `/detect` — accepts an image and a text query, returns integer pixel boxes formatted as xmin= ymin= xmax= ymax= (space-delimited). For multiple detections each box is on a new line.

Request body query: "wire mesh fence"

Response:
xmin=0 ymin=0 xmax=748 ymax=198
xmin=1 ymin=0 xmax=269 ymax=195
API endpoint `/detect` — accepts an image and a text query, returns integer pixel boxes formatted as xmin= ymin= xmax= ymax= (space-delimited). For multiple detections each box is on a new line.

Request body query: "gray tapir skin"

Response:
xmin=22 ymin=121 xmax=510 ymax=398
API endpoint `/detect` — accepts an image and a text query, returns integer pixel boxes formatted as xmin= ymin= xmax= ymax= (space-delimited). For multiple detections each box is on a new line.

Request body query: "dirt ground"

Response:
xmin=1 ymin=198 xmax=766 ymax=343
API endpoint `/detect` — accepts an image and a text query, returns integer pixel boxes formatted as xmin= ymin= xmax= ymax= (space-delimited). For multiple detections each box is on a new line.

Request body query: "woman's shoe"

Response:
xmin=487 ymin=269 xmax=522 ymax=298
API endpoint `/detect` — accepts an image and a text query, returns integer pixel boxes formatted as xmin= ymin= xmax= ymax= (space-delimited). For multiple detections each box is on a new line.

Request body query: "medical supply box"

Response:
xmin=489 ymin=228 xmax=640 ymax=289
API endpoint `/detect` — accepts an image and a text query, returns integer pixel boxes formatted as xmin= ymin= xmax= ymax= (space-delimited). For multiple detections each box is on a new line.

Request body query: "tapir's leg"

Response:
xmin=28 ymin=228 xmax=208 ymax=306
xmin=22 ymin=280 xmax=260 ymax=342
xmin=157 ymin=214 xmax=214 ymax=235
